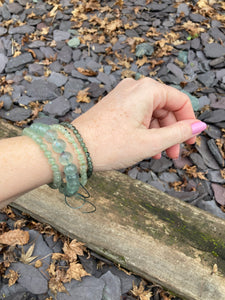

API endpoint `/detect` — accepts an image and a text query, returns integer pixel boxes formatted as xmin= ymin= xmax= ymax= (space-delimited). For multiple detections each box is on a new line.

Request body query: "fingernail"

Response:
xmin=191 ymin=121 xmax=207 ymax=135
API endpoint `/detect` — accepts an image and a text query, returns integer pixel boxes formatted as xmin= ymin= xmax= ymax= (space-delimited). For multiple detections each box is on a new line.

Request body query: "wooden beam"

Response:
xmin=1 ymin=118 xmax=225 ymax=300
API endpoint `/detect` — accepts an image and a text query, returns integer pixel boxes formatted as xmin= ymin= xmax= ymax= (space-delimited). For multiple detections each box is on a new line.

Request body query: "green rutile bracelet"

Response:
xmin=51 ymin=124 xmax=87 ymax=186
xmin=61 ymin=122 xmax=93 ymax=178
xmin=22 ymin=127 xmax=62 ymax=189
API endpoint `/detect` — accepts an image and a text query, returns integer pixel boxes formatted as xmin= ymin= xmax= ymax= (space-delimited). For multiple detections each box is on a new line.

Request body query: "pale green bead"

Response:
xmin=40 ymin=144 xmax=47 ymax=150
xmin=45 ymin=150 xmax=52 ymax=158
xmin=44 ymin=129 xmax=58 ymax=143
xmin=64 ymin=163 xmax=78 ymax=176
xmin=30 ymin=123 xmax=50 ymax=136
xmin=52 ymin=139 xmax=66 ymax=153
xmin=52 ymin=165 xmax=59 ymax=172
xmin=48 ymin=157 xmax=56 ymax=165
xmin=59 ymin=151 xmax=73 ymax=165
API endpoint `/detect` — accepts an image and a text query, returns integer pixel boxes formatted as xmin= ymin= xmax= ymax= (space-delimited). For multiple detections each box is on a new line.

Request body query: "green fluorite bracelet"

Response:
xmin=61 ymin=122 xmax=93 ymax=178
xmin=51 ymin=124 xmax=87 ymax=186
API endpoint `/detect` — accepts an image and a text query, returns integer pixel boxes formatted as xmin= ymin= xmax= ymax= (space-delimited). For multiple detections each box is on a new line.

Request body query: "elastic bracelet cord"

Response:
xmin=60 ymin=122 xmax=93 ymax=178
xmin=51 ymin=124 xmax=87 ymax=186
xmin=22 ymin=127 xmax=62 ymax=189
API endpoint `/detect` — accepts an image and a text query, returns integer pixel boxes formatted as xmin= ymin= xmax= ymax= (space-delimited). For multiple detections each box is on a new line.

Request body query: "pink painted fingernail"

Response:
xmin=191 ymin=121 xmax=207 ymax=135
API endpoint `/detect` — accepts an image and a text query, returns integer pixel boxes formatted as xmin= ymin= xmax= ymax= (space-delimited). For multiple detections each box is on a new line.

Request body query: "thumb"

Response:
xmin=139 ymin=120 xmax=207 ymax=157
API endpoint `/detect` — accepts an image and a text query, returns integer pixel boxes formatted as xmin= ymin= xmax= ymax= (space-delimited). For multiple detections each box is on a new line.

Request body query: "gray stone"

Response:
xmin=204 ymin=43 xmax=225 ymax=58
xmin=216 ymin=69 xmax=225 ymax=81
xmin=64 ymin=78 xmax=84 ymax=99
xmin=149 ymin=157 xmax=173 ymax=173
xmin=28 ymin=40 xmax=45 ymax=49
xmin=57 ymin=45 xmax=72 ymax=63
xmin=101 ymin=271 xmax=122 ymax=300
xmin=0 ymin=53 xmax=8 ymax=73
xmin=205 ymin=124 xmax=222 ymax=139
xmin=137 ymin=171 xmax=151 ymax=183
xmin=56 ymin=276 xmax=105 ymax=300
xmin=128 ymin=167 xmax=139 ymax=180
xmin=198 ymin=96 xmax=210 ymax=109
xmin=197 ymin=200 xmax=225 ymax=219
xmin=67 ymin=37 xmax=80 ymax=48
xmin=149 ymin=180 xmax=168 ymax=192
xmin=167 ymin=63 xmax=185 ymax=81
xmin=195 ymin=136 xmax=220 ymax=170
xmin=16 ymin=95 xmax=36 ymax=105
xmin=9 ymin=25 xmax=35 ymax=35
xmin=97 ymin=72 xmax=111 ymax=86
xmin=209 ymin=56 xmax=225 ymax=67
xmin=209 ymin=27 xmax=225 ymax=42
xmin=150 ymin=3 xmax=168 ymax=11
xmin=26 ymin=79 xmax=60 ymax=100
xmin=5 ymin=53 xmax=33 ymax=73
xmin=0 ymin=106 xmax=32 ymax=121
xmin=173 ymin=156 xmax=192 ymax=169
xmin=210 ymin=97 xmax=225 ymax=110
xmin=87 ymin=82 xmax=105 ymax=98
xmin=43 ymin=96 xmax=71 ymax=116
xmin=33 ymin=116 xmax=59 ymax=125
xmin=190 ymin=153 xmax=207 ymax=171
xmin=203 ymin=110 xmax=225 ymax=123
xmin=197 ymin=71 xmax=215 ymax=87
xmin=0 ymin=27 xmax=7 ymax=36
xmin=0 ymin=94 xmax=12 ymax=110
xmin=206 ymin=170 xmax=225 ymax=184
xmin=167 ymin=190 xmax=199 ymax=203
xmin=50 ymin=61 xmax=63 ymax=73
xmin=0 ymin=283 xmax=25 ymax=299
xmin=207 ymin=139 xmax=224 ymax=167
xmin=191 ymin=38 xmax=201 ymax=50
xmin=159 ymin=172 xmax=180 ymax=183
xmin=47 ymin=71 xmax=68 ymax=87
xmin=28 ymin=63 xmax=44 ymax=76
xmin=10 ymin=262 xmax=48 ymax=294
xmin=78 ymin=255 xmax=98 ymax=276
xmin=177 ymin=3 xmax=189 ymax=16
xmin=40 ymin=46 xmax=55 ymax=58
xmin=135 ymin=43 xmax=154 ymax=57
xmin=91 ymin=43 xmax=111 ymax=53
xmin=8 ymin=2 xmax=23 ymax=13
xmin=212 ymin=184 xmax=225 ymax=206
xmin=53 ymin=30 xmax=70 ymax=42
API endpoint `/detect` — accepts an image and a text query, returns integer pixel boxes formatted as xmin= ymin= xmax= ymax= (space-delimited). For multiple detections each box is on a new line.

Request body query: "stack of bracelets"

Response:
xmin=22 ymin=122 xmax=95 ymax=213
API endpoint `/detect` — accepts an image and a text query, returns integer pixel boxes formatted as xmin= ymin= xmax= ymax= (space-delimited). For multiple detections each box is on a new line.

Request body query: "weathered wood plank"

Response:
xmin=1 ymin=118 xmax=225 ymax=300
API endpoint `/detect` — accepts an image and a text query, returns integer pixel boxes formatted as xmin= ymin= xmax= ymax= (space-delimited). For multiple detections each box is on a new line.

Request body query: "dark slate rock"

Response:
xmin=150 ymin=3 xmax=168 ymax=11
xmin=210 ymin=97 xmax=225 ymax=110
xmin=197 ymin=200 xmax=225 ymax=219
xmin=216 ymin=69 xmax=225 ymax=81
xmin=197 ymin=71 xmax=215 ymax=87
xmin=43 ymin=96 xmax=71 ymax=117
xmin=47 ymin=71 xmax=68 ymax=87
xmin=205 ymin=124 xmax=222 ymax=139
xmin=87 ymin=82 xmax=105 ymax=98
xmin=5 ymin=53 xmax=33 ymax=73
xmin=0 ymin=27 xmax=7 ymax=36
xmin=72 ymin=49 xmax=82 ymax=61
xmin=209 ymin=56 xmax=225 ymax=67
xmin=159 ymin=172 xmax=180 ymax=183
xmin=0 ymin=94 xmax=12 ymax=110
xmin=0 ymin=53 xmax=8 ymax=73
xmin=149 ymin=157 xmax=173 ymax=173
xmin=56 ymin=276 xmax=105 ymax=300
xmin=191 ymin=38 xmax=201 ymax=50
xmin=167 ymin=63 xmax=185 ymax=81
xmin=135 ymin=43 xmax=154 ymax=58
xmin=64 ymin=78 xmax=84 ymax=99
xmin=33 ymin=116 xmax=59 ymax=125
xmin=28 ymin=63 xmax=44 ymax=76
xmin=209 ymin=27 xmax=225 ymax=42
xmin=203 ymin=109 xmax=225 ymax=123
xmin=0 ymin=106 xmax=32 ymax=121
xmin=40 ymin=46 xmax=55 ymax=58
xmin=50 ymin=61 xmax=63 ymax=73
xmin=207 ymin=139 xmax=224 ymax=167
xmin=212 ymin=183 xmax=225 ymax=206
xmin=149 ymin=180 xmax=169 ymax=193
xmin=195 ymin=136 xmax=220 ymax=170
xmin=0 ymin=283 xmax=25 ymax=299
xmin=101 ymin=271 xmax=122 ymax=300
xmin=8 ymin=25 xmax=34 ymax=35
xmin=16 ymin=95 xmax=36 ymax=105
xmin=198 ymin=96 xmax=210 ymax=109
xmin=167 ymin=190 xmax=199 ymax=203
xmin=204 ymin=43 xmax=225 ymax=58
xmin=3 ymin=292 xmax=40 ymax=300
xmin=26 ymin=79 xmax=60 ymax=100
xmin=137 ymin=171 xmax=151 ymax=183
xmin=57 ymin=45 xmax=72 ymax=63
xmin=215 ymin=121 xmax=225 ymax=128
xmin=173 ymin=156 xmax=192 ymax=169
xmin=128 ymin=167 xmax=139 ymax=180
xmin=190 ymin=153 xmax=207 ymax=171
xmin=8 ymin=2 xmax=23 ymax=13
xmin=97 ymin=72 xmax=112 ymax=86
xmin=78 ymin=254 xmax=98 ymax=276
xmin=177 ymin=3 xmax=189 ymax=16
xmin=53 ymin=29 xmax=70 ymax=42
xmin=28 ymin=40 xmax=45 ymax=48
xmin=91 ymin=43 xmax=112 ymax=53
xmin=207 ymin=170 xmax=225 ymax=184
xmin=189 ymin=13 xmax=205 ymax=23
xmin=10 ymin=262 xmax=48 ymax=294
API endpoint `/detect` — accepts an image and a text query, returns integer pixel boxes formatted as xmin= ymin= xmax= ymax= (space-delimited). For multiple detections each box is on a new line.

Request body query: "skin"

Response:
xmin=0 ymin=78 xmax=200 ymax=206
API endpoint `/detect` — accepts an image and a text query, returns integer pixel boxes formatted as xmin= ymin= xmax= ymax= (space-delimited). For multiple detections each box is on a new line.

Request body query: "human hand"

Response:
xmin=72 ymin=78 xmax=206 ymax=171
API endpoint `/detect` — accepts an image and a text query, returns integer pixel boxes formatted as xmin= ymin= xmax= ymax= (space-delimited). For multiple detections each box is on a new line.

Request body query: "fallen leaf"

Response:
xmin=63 ymin=262 xmax=90 ymax=282
xmin=4 ymin=270 xmax=19 ymax=287
xmin=131 ymin=280 xmax=152 ymax=300
xmin=20 ymin=243 xmax=38 ymax=264
xmin=0 ymin=101 xmax=3 ymax=110
xmin=35 ymin=259 xmax=43 ymax=268
xmin=76 ymin=88 xmax=91 ymax=103
xmin=63 ymin=239 xmax=86 ymax=262
xmin=77 ymin=67 xmax=97 ymax=76
xmin=0 ymin=229 xmax=29 ymax=246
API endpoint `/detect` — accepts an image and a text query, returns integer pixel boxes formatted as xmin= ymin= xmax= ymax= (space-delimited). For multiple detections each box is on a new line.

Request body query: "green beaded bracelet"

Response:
xmin=22 ymin=127 xmax=62 ymax=189
xmin=61 ymin=122 xmax=93 ymax=178
xmin=51 ymin=124 xmax=87 ymax=186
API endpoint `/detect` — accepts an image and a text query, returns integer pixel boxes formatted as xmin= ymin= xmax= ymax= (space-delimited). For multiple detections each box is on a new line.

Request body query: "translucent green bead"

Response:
xmin=30 ymin=123 xmax=50 ymax=136
xmin=44 ymin=130 xmax=58 ymax=143
xmin=59 ymin=151 xmax=73 ymax=165
xmin=48 ymin=157 xmax=56 ymax=165
xmin=52 ymin=139 xmax=66 ymax=153
xmin=64 ymin=164 xmax=78 ymax=176
xmin=45 ymin=150 xmax=52 ymax=158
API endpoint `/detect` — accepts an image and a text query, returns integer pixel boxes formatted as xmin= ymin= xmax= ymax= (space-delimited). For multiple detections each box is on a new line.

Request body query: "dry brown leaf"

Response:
xmin=77 ymin=67 xmax=97 ymax=76
xmin=105 ymin=19 xmax=122 ymax=32
xmin=20 ymin=243 xmax=38 ymax=264
xmin=76 ymin=88 xmax=91 ymax=103
xmin=0 ymin=101 xmax=3 ymax=110
xmin=1 ymin=207 xmax=16 ymax=219
xmin=114 ymin=0 xmax=124 ymax=8
xmin=63 ymin=239 xmax=86 ymax=262
xmin=14 ymin=219 xmax=27 ymax=229
xmin=34 ymin=259 xmax=43 ymax=268
xmin=121 ymin=69 xmax=136 ymax=79
xmin=131 ymin=280 xmax=152 ymax=300
xmin=52 ymin=253 xmax=67 ymax=261
xmin=136 ymin=56 xmax=149 ymax=68
xmin=4 ymin=270 xmax=19 ymax=287
xmin=0 ymin=229 xmax=29 ymax=246
xmin=63 ymin=262 xmax=90 ymax=282
xmin=49 ymin=277 xmax=68 ymax=296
